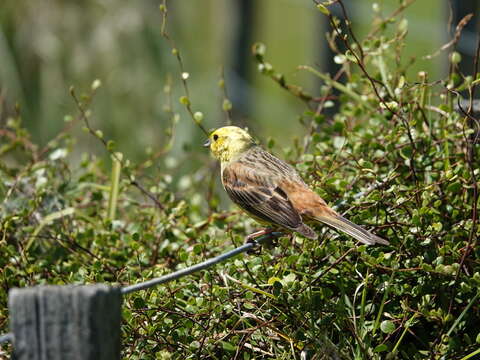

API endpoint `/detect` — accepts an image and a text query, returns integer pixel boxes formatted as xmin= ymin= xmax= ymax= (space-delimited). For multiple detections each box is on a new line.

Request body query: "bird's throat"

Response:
xmin=219 ymin=142 xmax=254 ymax=163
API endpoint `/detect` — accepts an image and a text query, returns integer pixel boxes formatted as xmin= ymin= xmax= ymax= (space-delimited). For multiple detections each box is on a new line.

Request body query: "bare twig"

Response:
xmin=367 ymin=0 xmax=416 ymax=38
xmin=310 ymin=246 xmax=356 ymax=286
xmin=423 ymin=14 xmax=474 ymax=60
xmin=219 ymin=67 xmax=233 ymax=125
xmin=159 ymin=0 xmax=209 ymax=136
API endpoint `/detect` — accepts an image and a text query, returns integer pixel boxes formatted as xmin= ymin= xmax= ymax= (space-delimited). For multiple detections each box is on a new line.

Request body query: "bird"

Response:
xmin=203 ymin=126 xmax=389 ymax=246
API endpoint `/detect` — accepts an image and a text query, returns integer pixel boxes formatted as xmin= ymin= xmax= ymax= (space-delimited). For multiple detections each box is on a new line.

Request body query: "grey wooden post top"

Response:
xmin=8 ymin=284 xmax=122 ymax=360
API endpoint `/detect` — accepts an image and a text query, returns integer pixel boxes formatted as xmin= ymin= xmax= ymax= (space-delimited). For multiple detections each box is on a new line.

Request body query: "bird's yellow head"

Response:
xmin=204 ymin=126 xmax=255 ymax=162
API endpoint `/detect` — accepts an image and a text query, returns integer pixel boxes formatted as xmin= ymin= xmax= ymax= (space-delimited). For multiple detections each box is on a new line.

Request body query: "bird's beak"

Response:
xmin=203 ymin=139 xmax=211 ymax=148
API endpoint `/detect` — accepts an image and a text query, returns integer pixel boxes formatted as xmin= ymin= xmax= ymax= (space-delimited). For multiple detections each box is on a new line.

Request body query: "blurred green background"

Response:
xmin=0 ymin=0 xmax=446 ymax=162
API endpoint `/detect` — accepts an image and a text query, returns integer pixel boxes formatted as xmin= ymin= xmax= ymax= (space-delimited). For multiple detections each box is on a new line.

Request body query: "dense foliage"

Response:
xmin=1 ymin=1 xmax=479 ymax=359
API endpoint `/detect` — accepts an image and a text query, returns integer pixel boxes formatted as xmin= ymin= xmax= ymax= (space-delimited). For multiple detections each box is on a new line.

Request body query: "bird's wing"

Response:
xmin=222 ymin=159 xmax=305 ymax=231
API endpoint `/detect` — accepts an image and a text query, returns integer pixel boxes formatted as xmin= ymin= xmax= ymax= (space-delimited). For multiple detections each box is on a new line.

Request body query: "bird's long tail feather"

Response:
xmin=315 ymin=214 xmax=389 ymax=245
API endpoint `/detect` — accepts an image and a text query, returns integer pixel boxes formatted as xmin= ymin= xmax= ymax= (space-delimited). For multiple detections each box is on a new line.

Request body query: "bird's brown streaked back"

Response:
xmin=222 ymin=148 xmax=317 ymax=239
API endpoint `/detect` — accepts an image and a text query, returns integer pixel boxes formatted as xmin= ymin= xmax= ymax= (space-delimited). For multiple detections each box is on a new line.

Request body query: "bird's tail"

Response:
xmin=314 ymin=214 xmax=389 ymax=245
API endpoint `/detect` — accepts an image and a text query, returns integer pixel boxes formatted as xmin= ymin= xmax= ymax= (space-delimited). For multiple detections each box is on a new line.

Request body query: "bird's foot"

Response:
xmin=245 ymin=228 xmax=275 ymax=254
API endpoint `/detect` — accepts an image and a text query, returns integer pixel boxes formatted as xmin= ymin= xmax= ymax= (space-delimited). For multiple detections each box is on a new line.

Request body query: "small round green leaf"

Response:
xmin=380 ymin=320 xmax=395 ymax=334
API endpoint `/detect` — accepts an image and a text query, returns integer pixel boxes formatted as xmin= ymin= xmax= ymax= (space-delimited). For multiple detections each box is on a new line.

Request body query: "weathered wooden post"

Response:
xmin=8 ymin=284 xmax=122 ymax=360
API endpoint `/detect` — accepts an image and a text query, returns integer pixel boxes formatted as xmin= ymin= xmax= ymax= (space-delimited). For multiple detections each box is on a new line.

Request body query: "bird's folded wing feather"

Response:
xmin=222 ymin=161 xmax=303 ymax=230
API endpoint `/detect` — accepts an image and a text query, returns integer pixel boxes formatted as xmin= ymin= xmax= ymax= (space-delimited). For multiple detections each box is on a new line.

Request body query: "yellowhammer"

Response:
xmin=204 ymin=126 xmax=388 ymax=245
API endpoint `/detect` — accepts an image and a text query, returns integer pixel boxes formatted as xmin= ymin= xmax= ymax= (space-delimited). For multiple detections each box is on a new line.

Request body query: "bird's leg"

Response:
xmin=245 ymin=228 xmax=274 ymax=243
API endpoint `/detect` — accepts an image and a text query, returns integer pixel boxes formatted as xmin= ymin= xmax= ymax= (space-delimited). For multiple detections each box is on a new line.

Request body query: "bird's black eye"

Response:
xmin=213 ymin=134 xmax=219 ymax=141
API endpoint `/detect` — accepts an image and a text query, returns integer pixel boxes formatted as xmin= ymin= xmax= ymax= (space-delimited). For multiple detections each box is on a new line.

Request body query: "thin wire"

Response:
xmin=121 ymin=232 xmax=283 ymax=295
xmin=0 ymin=332 xmax=13 ymax=345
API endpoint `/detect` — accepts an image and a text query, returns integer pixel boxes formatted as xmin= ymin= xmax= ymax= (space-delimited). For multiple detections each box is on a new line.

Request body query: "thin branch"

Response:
xmin=159 ymin=0 xmax=209 ymax=136
xmin=310 ymin=246 xmax=356 ymax=286
xmin=423 ymin=14 xmax=474 ymax=60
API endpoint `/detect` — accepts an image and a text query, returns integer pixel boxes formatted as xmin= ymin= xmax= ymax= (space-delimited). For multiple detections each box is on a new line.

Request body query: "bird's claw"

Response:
xmin=245 ymin=228 xmax=274 ymax=254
